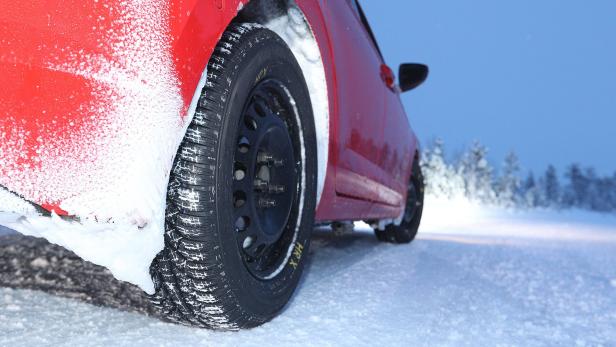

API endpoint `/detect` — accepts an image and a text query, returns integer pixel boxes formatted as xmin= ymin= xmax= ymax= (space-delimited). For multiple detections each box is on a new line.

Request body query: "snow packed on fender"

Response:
xmin=0 ymin=1 xmax=330 ymax=294
xmin=0 ymin=0 xmax=189 ymax=293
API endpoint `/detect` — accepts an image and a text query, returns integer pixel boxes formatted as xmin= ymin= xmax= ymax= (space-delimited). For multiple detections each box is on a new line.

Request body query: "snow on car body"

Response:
xmin=0 ymin=0 xmax=427 ymax=329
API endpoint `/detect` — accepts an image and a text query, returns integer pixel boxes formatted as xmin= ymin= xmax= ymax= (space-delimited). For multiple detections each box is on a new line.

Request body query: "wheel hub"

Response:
xmin=231 ymin=80 xmax=300 ymax=279
xmin=252 ymin=120 xmax=296 ymax=243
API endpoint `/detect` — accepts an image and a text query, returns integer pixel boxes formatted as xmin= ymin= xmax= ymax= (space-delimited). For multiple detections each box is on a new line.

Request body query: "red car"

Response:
xmin=0 ymin=0 xmax=427 ymax=329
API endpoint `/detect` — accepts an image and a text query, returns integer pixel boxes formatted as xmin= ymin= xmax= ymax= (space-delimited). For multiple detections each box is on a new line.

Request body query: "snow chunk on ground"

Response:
xmin=29 ymin=257 xmax=49 ymax=269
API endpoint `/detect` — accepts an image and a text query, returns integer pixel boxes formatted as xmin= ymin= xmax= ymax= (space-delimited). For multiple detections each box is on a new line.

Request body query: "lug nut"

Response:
xmin=258 ymin=198 xmax=277 ymax=208
xmin=268 ymin=184 xmax=285 ymax=194
xmin=258 ymin=152 xmax=284 ymax=167
xmin=257 ymin=152 xmax=274 ymax=164
xmin=254 ymin=179 xmax=268 ymax=191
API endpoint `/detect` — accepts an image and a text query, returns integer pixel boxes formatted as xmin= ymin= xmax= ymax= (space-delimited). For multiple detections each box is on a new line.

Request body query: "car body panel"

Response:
xmin=0 ymin=0 xmax=418 ymax=224
xmin=0 ymin=0 xmax=244 ymax=216
xmin=317 ymin=0 xmax=388 ymax=203
xmin=312 ymin=0 xmax=416 ymax=221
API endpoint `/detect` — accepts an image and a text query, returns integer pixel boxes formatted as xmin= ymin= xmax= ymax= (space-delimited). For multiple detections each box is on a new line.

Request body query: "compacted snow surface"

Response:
xmin=1 ymin=199 xmax=615 ymax=346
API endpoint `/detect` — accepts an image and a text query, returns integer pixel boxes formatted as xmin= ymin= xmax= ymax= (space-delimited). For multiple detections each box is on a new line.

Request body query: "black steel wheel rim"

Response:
xmin=404 ymin=178 xmax=421 ymax=223
xmin=232 ymin=79 xmax=302 ymax=280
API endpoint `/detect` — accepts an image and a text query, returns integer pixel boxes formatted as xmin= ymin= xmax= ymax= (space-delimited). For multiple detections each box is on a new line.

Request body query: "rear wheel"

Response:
xmin=149 ymin=23 xmax=317 ymax=330
xmin=375 ymin=158 xmax=424 ymax=243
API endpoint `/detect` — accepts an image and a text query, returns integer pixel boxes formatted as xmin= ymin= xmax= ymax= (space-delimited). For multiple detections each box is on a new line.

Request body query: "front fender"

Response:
xmin=0 ymin=0 xmax=247 ymax=220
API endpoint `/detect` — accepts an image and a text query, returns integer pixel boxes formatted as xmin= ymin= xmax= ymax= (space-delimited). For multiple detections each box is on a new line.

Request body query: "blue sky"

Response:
xmin=362 ymin=0 xmax=616 ymax=176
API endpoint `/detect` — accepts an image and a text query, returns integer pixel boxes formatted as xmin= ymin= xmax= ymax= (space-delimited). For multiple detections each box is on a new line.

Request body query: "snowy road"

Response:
xmin=1 ymin=201 xmax=616 ymax=346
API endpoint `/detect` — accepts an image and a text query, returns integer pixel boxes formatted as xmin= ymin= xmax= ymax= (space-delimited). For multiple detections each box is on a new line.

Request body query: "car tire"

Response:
xmin=374 ymin=157 xmax=424 ymax=244
xmin=148 ymin=23 xmax=317 ymax=330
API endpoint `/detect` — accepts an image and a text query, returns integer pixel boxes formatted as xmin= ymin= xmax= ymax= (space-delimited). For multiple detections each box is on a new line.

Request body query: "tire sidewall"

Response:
xmin=215 ymin=30 xmax=317 ymax=317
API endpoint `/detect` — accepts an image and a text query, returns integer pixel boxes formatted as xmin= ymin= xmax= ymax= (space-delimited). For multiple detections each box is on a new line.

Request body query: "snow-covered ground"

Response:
xmin=1 ymin=199 xmax=616 ymax=346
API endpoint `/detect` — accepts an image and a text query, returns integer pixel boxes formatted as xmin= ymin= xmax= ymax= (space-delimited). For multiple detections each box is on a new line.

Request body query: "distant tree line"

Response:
xmin=420 ymin=139 xmax=616 ymax=213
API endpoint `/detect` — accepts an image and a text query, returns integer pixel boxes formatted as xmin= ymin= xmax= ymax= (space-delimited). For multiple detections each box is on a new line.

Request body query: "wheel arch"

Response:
xmin=180 ymin=0 xmax=332 ymax=207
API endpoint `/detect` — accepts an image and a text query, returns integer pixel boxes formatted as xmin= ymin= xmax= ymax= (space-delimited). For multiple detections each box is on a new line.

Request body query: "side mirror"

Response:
xmin=399 ymin=63 xmax=429 ymax=92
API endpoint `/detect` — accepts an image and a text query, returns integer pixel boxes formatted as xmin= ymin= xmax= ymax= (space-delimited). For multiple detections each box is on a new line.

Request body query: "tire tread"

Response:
xmin=148 ymin=23 xmax=275 ymax=330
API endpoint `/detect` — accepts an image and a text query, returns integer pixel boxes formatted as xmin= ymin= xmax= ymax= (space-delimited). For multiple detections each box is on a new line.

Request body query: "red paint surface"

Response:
xmin=310 ymin=0 xmax=417 ymax=221
xmin=0 ymin=0 xmax=419 ymax=222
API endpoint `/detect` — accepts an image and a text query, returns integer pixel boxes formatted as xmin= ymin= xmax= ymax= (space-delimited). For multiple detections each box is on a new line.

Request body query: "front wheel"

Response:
xmin=149 ymin=23 xmax=317 ymax=330
xmin=375 ymin=158 xmax=425 ymax=243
